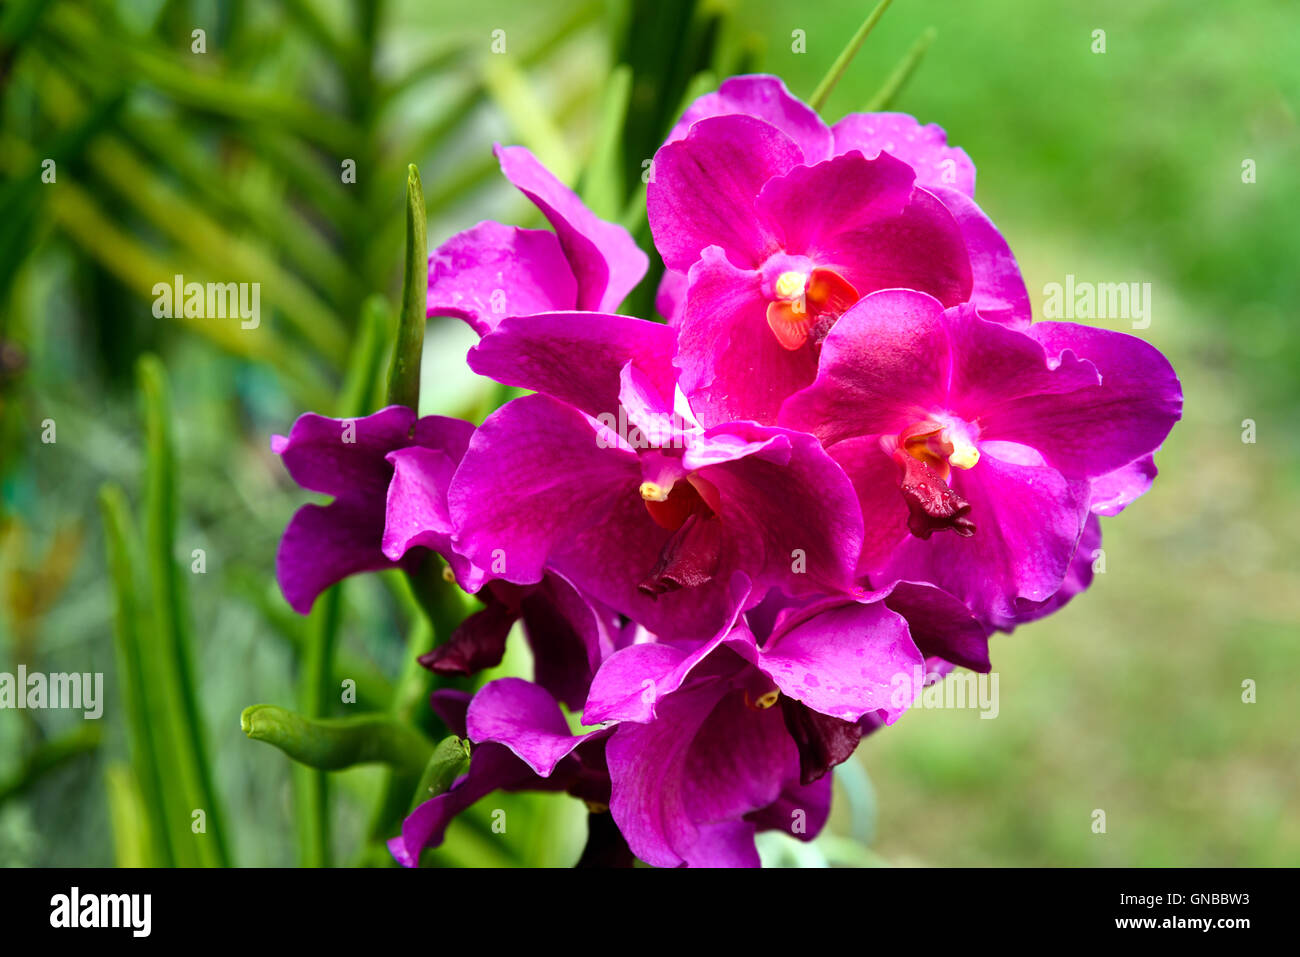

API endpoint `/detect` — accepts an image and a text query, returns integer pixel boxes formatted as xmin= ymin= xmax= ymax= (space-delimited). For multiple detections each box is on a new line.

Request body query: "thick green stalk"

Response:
xmin=241 ymin=707 xmax=434 ymax=774
xmin=104 ymin=762 xmax=154 ymax=868
xmin=296 ymin=588 xmax=343 ymax=867
xmin=386 ymin=165 xmax=427 ymax=411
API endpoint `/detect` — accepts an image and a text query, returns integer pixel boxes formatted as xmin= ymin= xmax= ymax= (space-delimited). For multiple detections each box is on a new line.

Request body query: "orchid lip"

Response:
xmin=888 ymin=414 xmax=980 ymax=539
xmin=764 ymin=266 xmax=860 ymax=351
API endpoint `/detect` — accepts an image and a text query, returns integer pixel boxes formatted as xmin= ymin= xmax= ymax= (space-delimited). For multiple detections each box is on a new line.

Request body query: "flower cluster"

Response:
xmin=274 ymin=76 xmax=1182 ymax=867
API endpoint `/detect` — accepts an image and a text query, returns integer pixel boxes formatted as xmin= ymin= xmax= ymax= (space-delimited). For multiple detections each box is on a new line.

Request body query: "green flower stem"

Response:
xmin=296 ymin=588 xmax=343 ymax=867
xmin=863 ymin=27 xmax=937 ymax=112
xmin=240 ymin=706 xmax=435 ymax=774
xmin=229 ymin=569 xmax=394 ymax=708
xmin=808 ymin=0 xmax=895 ymax=112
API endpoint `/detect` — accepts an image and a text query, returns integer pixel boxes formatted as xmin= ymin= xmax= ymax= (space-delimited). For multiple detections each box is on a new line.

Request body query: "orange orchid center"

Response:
xmin=765 ymin=267 xmax=859 ymax=351
xmin=898 ymin=419 xmax=981 ymax=481
xmin=637 ymin=476 xmax=723 ymax=596
xmin=891 ymin=418 xmax=980 ymax=540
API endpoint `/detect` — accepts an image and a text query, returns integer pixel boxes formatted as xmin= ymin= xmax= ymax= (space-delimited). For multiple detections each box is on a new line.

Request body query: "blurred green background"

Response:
xmin=1 ymin=0 xmax=1297 ymax=867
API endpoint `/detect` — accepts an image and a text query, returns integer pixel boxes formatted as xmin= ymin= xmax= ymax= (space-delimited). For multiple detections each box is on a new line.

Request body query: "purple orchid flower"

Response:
xmin=275 ymin=405 xmax=616 ymax=708
xmin=388 ymin=685 xmax=613 ymax=868
xmin=272 ymin=405 xmax=477 ymax=614
xmin=426 ymin=145 xmax=648 ymax=335
xmin=438 ymin=575 xmax=984 ymax=868
xmin=779 ymin=288 xmax=1183 ymax=625
xmin=646 ymin=74 xmax=1028 ymax=426
xmin=438 ymin=312 xmax=864 ymax=640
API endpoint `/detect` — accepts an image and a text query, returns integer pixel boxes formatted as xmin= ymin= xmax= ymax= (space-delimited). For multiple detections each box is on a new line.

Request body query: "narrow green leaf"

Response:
xmin=863 ymin=27 xmax=937 ymax=112
xmin=241 ymin=706 xmax=435 ymax=774
xmin=340 ymin=295 xmax=393 ymax=417
xmin=580 ymin=65 xmax=634 ymax=220
xmin=138 ymin=355 xmax=231 ymax=867
xmin=808 ymin=0 xmax=895 ymax=113
xmin=483 ymin=57 xmax=575 ymax=184
xmin=409 ymin=736 xmax=472 ymax=812
xmin=387 ymin=165 xmax=427 ymax=411
xmin=1 ymin=129 xmax=332 ymax=407
xmin=98 ymin=482 xmax=172 ymax=866
xmin=46 ymin=3 xmax=360 ymax=154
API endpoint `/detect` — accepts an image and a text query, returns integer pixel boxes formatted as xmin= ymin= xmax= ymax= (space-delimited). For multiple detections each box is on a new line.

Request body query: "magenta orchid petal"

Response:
xmin=987 ymin=322 xmax=1183 ymax=479
xmin=825 ymin=436 xmax=912 ymax=575
xmin=754 ymin=151 xmax=965 ymax=301
xmin=425 ymin=221 xmax=577 ymax=335
xmin=691 ymin=427 xmax=864 ymax=600
xmin=655 ymin=267 xmax=689 ymax=325
xmin=875 ymin=446 xmax=1092 ymax=623
xmin=665 ymin=74 xmax=833 ymax=165
xmin=831 ymin=112 xmax=975 ymax=196
xmin=276 ymin=499 xmax=400 ymax=615
xmin=467 ymin=311 xmax=677 ymax=421
xmin=676 ymin=245 xmax=820 ymax=427
xmin=274 ymin=408 xmax=474 ymax=613
xmin=990 ymin=513 xmax=1104 ymax=632
xmin=606 ymin=674 xmax=798 ymax=868
xmin=747 ymin=768 xmax=833 ymax=841
xmin=466 ymin=677 xmax=610 ymax=777
xmin=520 ymin=573 xmax=619 ymax=710
xmin=584 ymin=580 xmax=752 ymax=725
xmin=495 ymin=145 xmax=648 ymax=312
xmin=1090 ymin=455 xmax=1158 ymax=516
xmin=879 ymin=580 xmax=991 ymax=673
xmin=583 ymin=641 xmax=695 ymax=725
xmin=273 ymin=406 xmax=416 ymax=499
xmin=778 ymin=288 xmax=955 ymax=444
xmin=944 ymin=305 xmax=1101 ymax=418
xmin=648 ymin=114 xmax=802 ymax=272
xmin=758 ymin=599 xmax=923 ymax=722
xmin=387 ymin=742 xmax=532 ymax=867
xmin=448 ymin=394 xmax=640 ymax=586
